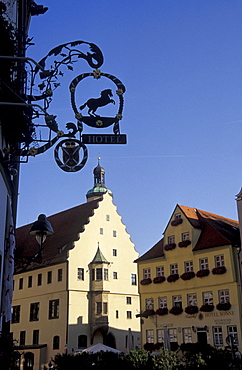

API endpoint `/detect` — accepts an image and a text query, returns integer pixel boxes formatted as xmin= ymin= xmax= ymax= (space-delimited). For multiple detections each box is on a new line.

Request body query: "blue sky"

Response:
xmin=17 ymin=1 xmax=242 ymax=256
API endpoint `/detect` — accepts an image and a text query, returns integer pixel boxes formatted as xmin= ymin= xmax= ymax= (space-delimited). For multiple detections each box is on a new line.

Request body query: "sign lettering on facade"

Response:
xmin=82 ymin=134 xmax=127 ymax=145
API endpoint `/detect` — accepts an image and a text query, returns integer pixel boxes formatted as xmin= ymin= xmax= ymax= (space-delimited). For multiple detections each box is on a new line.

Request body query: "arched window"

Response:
xmin=78 ymin=335 xmax=87 ymax=348
xmin=24 ymin=352 xmax=34 ymax=370
xmin=53 ymin=335 xmax=60 ymax=350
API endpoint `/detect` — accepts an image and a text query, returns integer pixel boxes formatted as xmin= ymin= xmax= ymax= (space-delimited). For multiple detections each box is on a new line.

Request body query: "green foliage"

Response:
xmin=153 ymin=349 xmax=179 ymax=370
xmin=126 ymin=347 xmax=149 ymax=369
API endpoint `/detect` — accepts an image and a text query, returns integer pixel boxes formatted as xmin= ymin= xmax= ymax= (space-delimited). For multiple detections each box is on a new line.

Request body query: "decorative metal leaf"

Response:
xmin=67 ymin=65 xmax=74 ymax=71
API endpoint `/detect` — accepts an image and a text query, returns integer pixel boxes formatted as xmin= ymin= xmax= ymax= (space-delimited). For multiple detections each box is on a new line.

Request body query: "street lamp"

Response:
xmin=29 ymin=214 xmax=54 ymax=259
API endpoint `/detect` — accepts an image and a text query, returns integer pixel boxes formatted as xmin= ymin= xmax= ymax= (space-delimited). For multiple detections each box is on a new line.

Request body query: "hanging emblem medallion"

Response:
xmin=54 ymin=139 xmax=88 ymax=172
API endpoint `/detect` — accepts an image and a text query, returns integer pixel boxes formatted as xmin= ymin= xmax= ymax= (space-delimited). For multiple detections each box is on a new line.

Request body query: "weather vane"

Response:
xmin=1 ymin=41 xmax=127 ymax=172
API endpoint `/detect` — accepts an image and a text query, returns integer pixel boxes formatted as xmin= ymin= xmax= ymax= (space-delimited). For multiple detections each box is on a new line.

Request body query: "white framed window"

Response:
xmin=219 ymin=289 xmax=229 ymax=303
xmin=113 ymin=249 xmax=117 ymax=256
xmin=126 ymin=297 xmax=132 ymax=304
xmin=104 ymin=268 xmax=108 ymax=281
xmin=127 ymin=311 xmax=132 ymax=319
xmin=203 ymin=291 xmax=213 ymax=305
xmin=156 ymin=266 xmax=164 ymax=277
xmin=187 ymin=293 xmax=197 ymax=306
xmin=175 ymin=213 xmax=181 ymax=219
xmin=168 ymin=235 xmax=175 ymax=244
xmin=213 ymin=327 xmax=223 ymax=346
xmin=146 ymin=329 xmax=154 ymax=343
xmin=215 ymin=255 xmax=224 ymax=267
xmin=185 ymin=261 xmax=193 ymax=272
xmin=173 ymin=295 xmax=182 ymax=308
xmin=200 ymin=257 xmax=209 ymax=270
xmin=113 ymin=272 xmax=118 ymax=279
xmin=100 ymin=228 xmax=103 ymax=235
xmin=158 ymin=296 xmax=167 ymax=308
xmin=169 ymin=328 xmax=177 ymax=342
xmin=103 ymin=302 xmax=108 ymax=314
xmin=182 ymin=232 xmax=189 ymax=241
xmin=106 ymin=215 xmax=110 ymax=221
xmin=145 ymin=298 xmax=154 ymax=310
xmin=157 ymin=329 xmax=164 ymax=343
xmin=77 ymin=268 xmax=84 ymax=281
xmin=143 ymin=268 xmax=151 ymax=279
xmin=170 ymin=263 xmax=178 ymax=275
xmin=113 ymin=230 xmax=117 ymax=237
xmin=183 ymin=328 xmax=192 ymax=343
xmin=227 ymin=326 xmax=238 ymax=346
xmin=131 ymin=274 xmax=137 ymax=285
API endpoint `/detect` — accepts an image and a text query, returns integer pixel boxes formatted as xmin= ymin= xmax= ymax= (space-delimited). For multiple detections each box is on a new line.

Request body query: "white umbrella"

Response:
xmin=82 ymin=343 xmax=121 ymax=353
xmin=164 ymin=325 xmax=171 ymax=351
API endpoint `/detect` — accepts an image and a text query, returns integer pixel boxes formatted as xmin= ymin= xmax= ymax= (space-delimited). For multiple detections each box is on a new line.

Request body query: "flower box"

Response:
xmin=212 ymin=266 xmax=227 ymax=275
xmin=156 ymin=307 xmax=168 ymax=316
xmin=196 ymin=269 xmax=210 ymax=278
xmin=216 ymin=302 xmax=231 ymax=311
xmin=153 ymin=276 xmax=166 ymax=284
xmin=144 ymin=342 xmax=155 ymax=351
xmin=167 ymin=273 xmax=179 ymax=283
xmin=164 ymin=243 xmax=176 ymax=251
xmin=200 ymin=304 xmax=214 ymax=312
xmin=178 ymin=240 xmax=191 ymax=248
xmin=140 ymin=278 xmax=152 ymax=285
xmin=185 ymin=305 xmax=199 ymax=314
xmin=169 ymin=306 xmax=183 ymax=315
xmin=180 ymin=271 xmax=195 ymax=281
xmin=171 ymin=218 xmax=183 ymax=226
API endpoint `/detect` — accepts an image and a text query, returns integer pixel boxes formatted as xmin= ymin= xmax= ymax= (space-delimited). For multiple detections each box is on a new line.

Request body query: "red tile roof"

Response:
xmin=15 ymin=198 xmax=102 ymax=271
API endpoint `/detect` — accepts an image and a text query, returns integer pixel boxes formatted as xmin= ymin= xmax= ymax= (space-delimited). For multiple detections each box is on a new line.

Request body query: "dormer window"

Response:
xmin=175 ymin=213 xmax=181 ymax=219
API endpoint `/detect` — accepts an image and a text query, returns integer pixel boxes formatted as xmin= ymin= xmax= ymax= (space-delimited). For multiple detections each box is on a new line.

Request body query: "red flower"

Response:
xmin=164 ymin=243 xmax=176 ymax=251
xmin=180 ymin=271 xmax=195 ymax=280
xmin=140 ymin=278 xmax=152 ymax=285
xmin=156 ymin=307 xmax=168 ymax=316
xmin=200 ymin=304 xmax=214 ymax=312
xmin=216 ymin=302 xmax=231 ymax=311
xmin=171 ymin=218 xmax=183 ymax=226
xmin=212 ymin=266 xmax=227 ymax=275
xmin=169 ymin=306 xmax=183 ymax=315
xmin=153 ymin=276 xmax=166 ymax=284
xmin=196 ymin=269 xmax=210 ymax=278
xmin=185 ymin=306 xmax=198 ymax=314
xmin=178 ymin=240 xmax=191 ymax=248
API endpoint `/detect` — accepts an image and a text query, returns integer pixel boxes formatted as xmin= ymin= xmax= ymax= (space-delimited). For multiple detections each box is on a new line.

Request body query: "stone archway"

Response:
xmin=106 ymin=332 xmax=116 ymax=349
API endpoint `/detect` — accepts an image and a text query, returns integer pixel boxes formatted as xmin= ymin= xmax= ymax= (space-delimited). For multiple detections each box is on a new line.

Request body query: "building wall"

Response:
xmin=67 ymin=193 xmax=140 ymax=353
xmin=137 ymin=206 xmax=242 ymax=352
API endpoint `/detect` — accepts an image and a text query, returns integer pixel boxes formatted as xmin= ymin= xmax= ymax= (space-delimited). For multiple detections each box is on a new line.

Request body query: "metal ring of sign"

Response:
xmin=69 ymin=72 xmax=125 ymax=118
xmin=54 ymin=139 xmax=88 ymax=172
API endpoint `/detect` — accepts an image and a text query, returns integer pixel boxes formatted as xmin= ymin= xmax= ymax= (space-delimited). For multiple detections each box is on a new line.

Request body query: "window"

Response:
xmin=20 ymin=331 xmax=26 ymax=345
xmin=219 ymin=289 xmax=230 ymax=303
xmin=113 ymin=249 xmax=117 ymax=256
xmin=156 ymin=266 xmax=164 ymax=277
xmin=127 ymin=311 xmax=132 ymax=319
xmin=96 ymin=268 xmax=102 ymax=280
xmin=185 ymin=261 xmax=193 ymax=272
xmin=175 ymin=213 xmax=181 ymax=219
xmin=113 ymin=230 xmax=117 ymax=237
xmin=113 ymin=272 xmax=118 ymax=279
xmin=58 ymin=268 xmax=63 ymax=282
xmin=37 ymin=273 xmax=42 ymax=286
xmin=215 ymin=255 xmax=224 ymax=267
xmin=91 ymin=269 xmax=95 ymax=281
xmin=47 ymin=271 xmax=52 ymax=284
xmin=33 ymin=330 xmax=39 ymax=345
xmin=173 ymin=295 xmax=182 ymax=308
xmin=213 ymin=327 xmax=223 ymax=346
xmin=104 ymin=268 xmax=108 ymax=281
xmin=200 ymin=258 xmax=209 ymax=270
xmin=131 ymin=274 xmax=137 ymax=285
xmin=78 ymin=335 xmax=87 ymax=349
xmin=183 ymin=328 xmax=192 ymax=343
xmin=12 ymin=305 xmax=20 ymax=323
xmin=182 ymin=232 xmax=189 ymax=241
xmin=96 ymin=302 xmax=102 ymax=314
xmin=146 ymin=329 xmax=154 ymax=343
xmin=227 ymin=326 xmax=238 ymax=346
xmin=168 ymin=235 xmax=175 ymax=244
xmin=170 ymin=263 xmax=178 ymax=275
xmin=30 ymin=302 xmax=39 ymax=321
xmin=169 ymin=328 xmax=177 ymax=343
xmin=77 ymin=268 xmax=84 ymax=280
xmin=203 ymin=291 xmax=213 ymax=305
xmin=187 ymin=293 xmax=197 ymax=306
xmin=143 ymin=268 xmax=150 ymax=279
xmin=103 ymin=302 xmax=108 ymax=314
xmin=145 ymin=298 xmax=154 ymax=310
xmin=158 ymin=297 xmax=167 ymax=309
xmin=157 ymin=329 xmax=164 ymax=343
xmin=100 ymin=228 xmax=103 ymax=234
xmin=116 ymin=310 xmax=119 ymax=318
xmin=28 ymin=276 xmax=32 ymax=288
xmin=49 ymin=299 xmax=59 ymax=319
xmin=53 ymin=335 xmax=60 ymax=350
xmin=106 ymin=215 xmax=110 ymax=221
xmin=126 ymin=297 xmax=132 ymax=305
xmin=19 ymin=278 xmax=23 ymax=290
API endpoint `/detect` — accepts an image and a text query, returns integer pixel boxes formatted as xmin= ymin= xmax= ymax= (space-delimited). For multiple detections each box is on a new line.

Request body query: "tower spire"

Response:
xmin=86 ymin=157 xmax=113 ymax=201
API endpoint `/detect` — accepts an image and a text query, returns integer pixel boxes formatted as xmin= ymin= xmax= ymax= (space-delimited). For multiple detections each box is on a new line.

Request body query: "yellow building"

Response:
xmin=136 ymin=204 xmax=241 ymax=352
xmin=11 ymin=161 xmax=140 ymax=370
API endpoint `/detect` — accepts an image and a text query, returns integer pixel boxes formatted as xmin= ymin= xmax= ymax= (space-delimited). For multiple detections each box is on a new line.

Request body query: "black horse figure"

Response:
xmin=79 ymin=89 xmax=115 ymax=117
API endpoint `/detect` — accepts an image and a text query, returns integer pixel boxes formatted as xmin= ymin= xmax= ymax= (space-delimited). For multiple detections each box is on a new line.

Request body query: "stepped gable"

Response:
xmin=135 ymin=238 xmax=164 ymax=262
xmin=15 ymin=198 xmax=102 ymax=267
xmin=193 ymin=208 xmax=240 ymax=251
